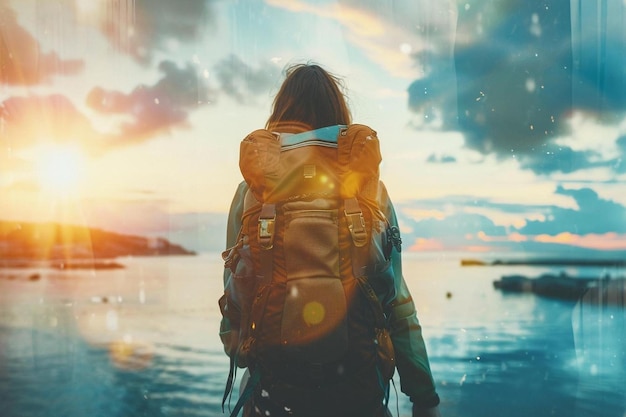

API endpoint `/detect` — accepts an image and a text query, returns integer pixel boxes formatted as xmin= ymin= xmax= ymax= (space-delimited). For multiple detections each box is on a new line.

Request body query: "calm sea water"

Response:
xmin=0 ymin=253 xmax=624 ymax=417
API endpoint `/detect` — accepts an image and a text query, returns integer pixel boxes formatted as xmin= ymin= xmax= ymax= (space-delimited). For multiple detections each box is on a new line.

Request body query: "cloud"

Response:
xmin=517 ymin=185 xmax=626 ymax=235
xmin=0 ymin=94 xmax=100 ymax=150
xmin=267 ymin=0 xmax=457 ymax=79
xmin=618 ymin=135 xmax=626 ymax=152
xmin=614 ymin=135 xmax=626 ymax=173
xmin=86 ymin=60 xmax=214 ymax=144
xmin=456 ymin=1 xmax=571 ymax=152
xmin=0 ymin=1 xmax=217 ymax=150
xmin=401 ymin=185 xmax=626 ymax=239
xmin=426 ymin=153 xmax=457 ymax=164
xmin=407 ymin=1 xmax=626 ymax=175
xmin=399 ymin=195 xmax=552 ymax=220
xmin=2 ymin=60 xmax=215 ymax=154
xmin=408 ymin=237 xmax=445 ymax=252
xmin=397 ymin=211 xmax=528 ymax=253
xmin=401 ymin=210 xmax=508 ymax=239
xmin=517 ymin=144 xmax=613 ymax=175
xmin=408 ymin=51 xmax=458 ymax=129
xmin=534 ymin=232 xmax=626 ymax=251
xmin=213 ymin=55 xmax=280 ymax=105
xmin=100 ymin=0 xmax=215 ymax=64
xmin=0 ymin=2 xmax=83 ymax=85
xmin=395 ymin=184 xmax=626 ymax=254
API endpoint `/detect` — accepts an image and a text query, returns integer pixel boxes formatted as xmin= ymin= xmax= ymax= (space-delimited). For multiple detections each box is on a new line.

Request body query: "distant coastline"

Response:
xmin=0 ymin=259 xmax=126 ymax=270
xmin=0 ymin=220 xmax=195 ymax=270
xmin=461 ymin=258 xmax=626 ymax=267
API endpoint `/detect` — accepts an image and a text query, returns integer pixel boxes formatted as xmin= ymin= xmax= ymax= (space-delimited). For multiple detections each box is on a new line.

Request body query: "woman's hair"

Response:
xmin=266 ymin=63 xmax=352 ymax=132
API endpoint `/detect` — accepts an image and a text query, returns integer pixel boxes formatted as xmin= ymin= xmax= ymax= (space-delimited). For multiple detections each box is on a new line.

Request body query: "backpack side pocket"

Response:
xmin=231 ymin=236 xmax=256 ymax=311
xmin=367 ymin=217 xmax=397 ymax=310
xmin=223 ymin=234 xmax=258 ymax=368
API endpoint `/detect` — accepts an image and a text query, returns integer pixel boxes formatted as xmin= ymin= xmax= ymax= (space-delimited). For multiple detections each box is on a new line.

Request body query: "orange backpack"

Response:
xmin=221 ymin=124 xmax=400 ymax=417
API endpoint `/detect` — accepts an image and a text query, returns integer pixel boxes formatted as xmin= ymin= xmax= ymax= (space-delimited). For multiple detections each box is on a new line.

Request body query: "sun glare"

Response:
xmin=75 ymin=0 xmax=104 ymax=22
xmin=35 ymin=146 xmax=86 ymax=195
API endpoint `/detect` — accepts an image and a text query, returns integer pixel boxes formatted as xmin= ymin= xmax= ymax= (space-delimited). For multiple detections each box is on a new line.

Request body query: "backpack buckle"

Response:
xmin=258 ymin=204 xmax=276 ymax=250
xmin=344 ymin=198 xmax=367 ymax=247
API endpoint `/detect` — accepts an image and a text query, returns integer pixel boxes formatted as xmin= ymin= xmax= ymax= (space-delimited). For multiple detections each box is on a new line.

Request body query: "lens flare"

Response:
xmin=109 ymin=337 xmax=154 ymax=370
xmin=302 ymin=301 xmax=325 ymax=326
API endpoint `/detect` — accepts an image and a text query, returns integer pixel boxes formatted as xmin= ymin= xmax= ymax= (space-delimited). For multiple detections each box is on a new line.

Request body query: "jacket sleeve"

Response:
xmin=218 ymin=181 xmax=249 ymax=356
xmin=379 ymin=182 xmax=440 ymax=409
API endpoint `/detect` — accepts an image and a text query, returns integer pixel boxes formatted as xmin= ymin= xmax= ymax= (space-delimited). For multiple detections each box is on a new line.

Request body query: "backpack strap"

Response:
xmin=255 ymin=203 xmax=276 ymax=328
xmin=355 ymin=274 xmax=394 ymax=406
xmin=222 ymin=226 xmax=244 ymax=272
xmin=237 ymin=202 xmax=275 ymax=374
xmin=228 ymin=367 xmax=261 ymax=417
xmin=222 ymin=189 xmax=270 ymax=414
xmin=344 ymin=197 xmax=367 ymax=247
xmin=221 ymin=354 xmax=238 ymax=413
xmin=257 ymin=203 xmax=276 ymax=250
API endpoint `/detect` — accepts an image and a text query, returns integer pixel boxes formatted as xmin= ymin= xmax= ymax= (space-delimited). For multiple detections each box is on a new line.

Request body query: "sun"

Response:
xmin=34 ymin=146 xmax=86 ymax=195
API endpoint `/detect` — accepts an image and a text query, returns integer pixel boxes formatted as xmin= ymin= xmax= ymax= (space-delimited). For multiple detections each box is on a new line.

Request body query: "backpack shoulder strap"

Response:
xmin=241 ymin=188 xmax=274 ymax=276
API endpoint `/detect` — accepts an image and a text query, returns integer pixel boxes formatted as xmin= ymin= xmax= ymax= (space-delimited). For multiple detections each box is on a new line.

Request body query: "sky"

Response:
xmin=1 ymin=0 xmax=626 ymax=257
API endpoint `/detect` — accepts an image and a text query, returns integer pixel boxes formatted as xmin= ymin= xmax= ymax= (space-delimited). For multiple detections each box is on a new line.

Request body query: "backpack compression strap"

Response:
xmin=344 ymin=197 xmax=367 ymax=247
xmin=228 ymin=367 xmax=261 ymax=417
xmin=355 ymin=274 xmax=394 ymax=406
xmin=258 ymin=203 xmax=276 ymax=250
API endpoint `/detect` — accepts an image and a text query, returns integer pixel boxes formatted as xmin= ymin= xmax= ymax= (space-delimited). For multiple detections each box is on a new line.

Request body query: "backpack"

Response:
xmin=220 ymin=124 xmax=402 ymax=417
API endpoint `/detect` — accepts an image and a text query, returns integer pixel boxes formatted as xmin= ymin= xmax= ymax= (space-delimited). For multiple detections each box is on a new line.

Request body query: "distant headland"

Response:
xmin=0 ymin=220 xmax=195 ymax=269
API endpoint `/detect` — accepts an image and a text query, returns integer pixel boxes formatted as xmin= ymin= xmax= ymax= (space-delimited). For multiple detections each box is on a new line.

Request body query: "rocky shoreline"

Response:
xmin=493 ymin=272 xmax=625 ymax=304
xmin=0 ymin=220 xmax=196 ymax=269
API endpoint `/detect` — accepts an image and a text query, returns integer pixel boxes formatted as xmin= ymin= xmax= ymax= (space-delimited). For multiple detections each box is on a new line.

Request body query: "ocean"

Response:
xmin=0 ymin=253 xmax=624 ymax=417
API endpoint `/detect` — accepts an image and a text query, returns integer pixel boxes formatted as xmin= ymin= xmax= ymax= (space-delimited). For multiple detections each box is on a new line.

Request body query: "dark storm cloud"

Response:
xmin=517 ymin=185 xmax=626 ymax=235
xmin=86 ymin=60 xmax=214 ymax=144
xmin=408 ymin=1 xmax=626 ymax=175
xmin=213 ymin=55 xmax=280 ymax=104
xmin=0 ymin=2 xmax=83 ymax=85
xmin=101 ymin=0 xmax=215 ymax=64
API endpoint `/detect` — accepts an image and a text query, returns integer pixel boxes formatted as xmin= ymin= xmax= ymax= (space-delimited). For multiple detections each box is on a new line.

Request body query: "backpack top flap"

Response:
xmin=239 ymin=129 xmax=281 ymax=203
xmin=337 ymin=124 xmax=381 ymax=199
xmin=240 ymin=124 xmax=382 ymax=203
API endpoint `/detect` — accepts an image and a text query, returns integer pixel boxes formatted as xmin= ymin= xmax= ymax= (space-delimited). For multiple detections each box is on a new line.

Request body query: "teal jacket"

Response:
xmin=220 ymin=180 xmax=440 ymax=408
